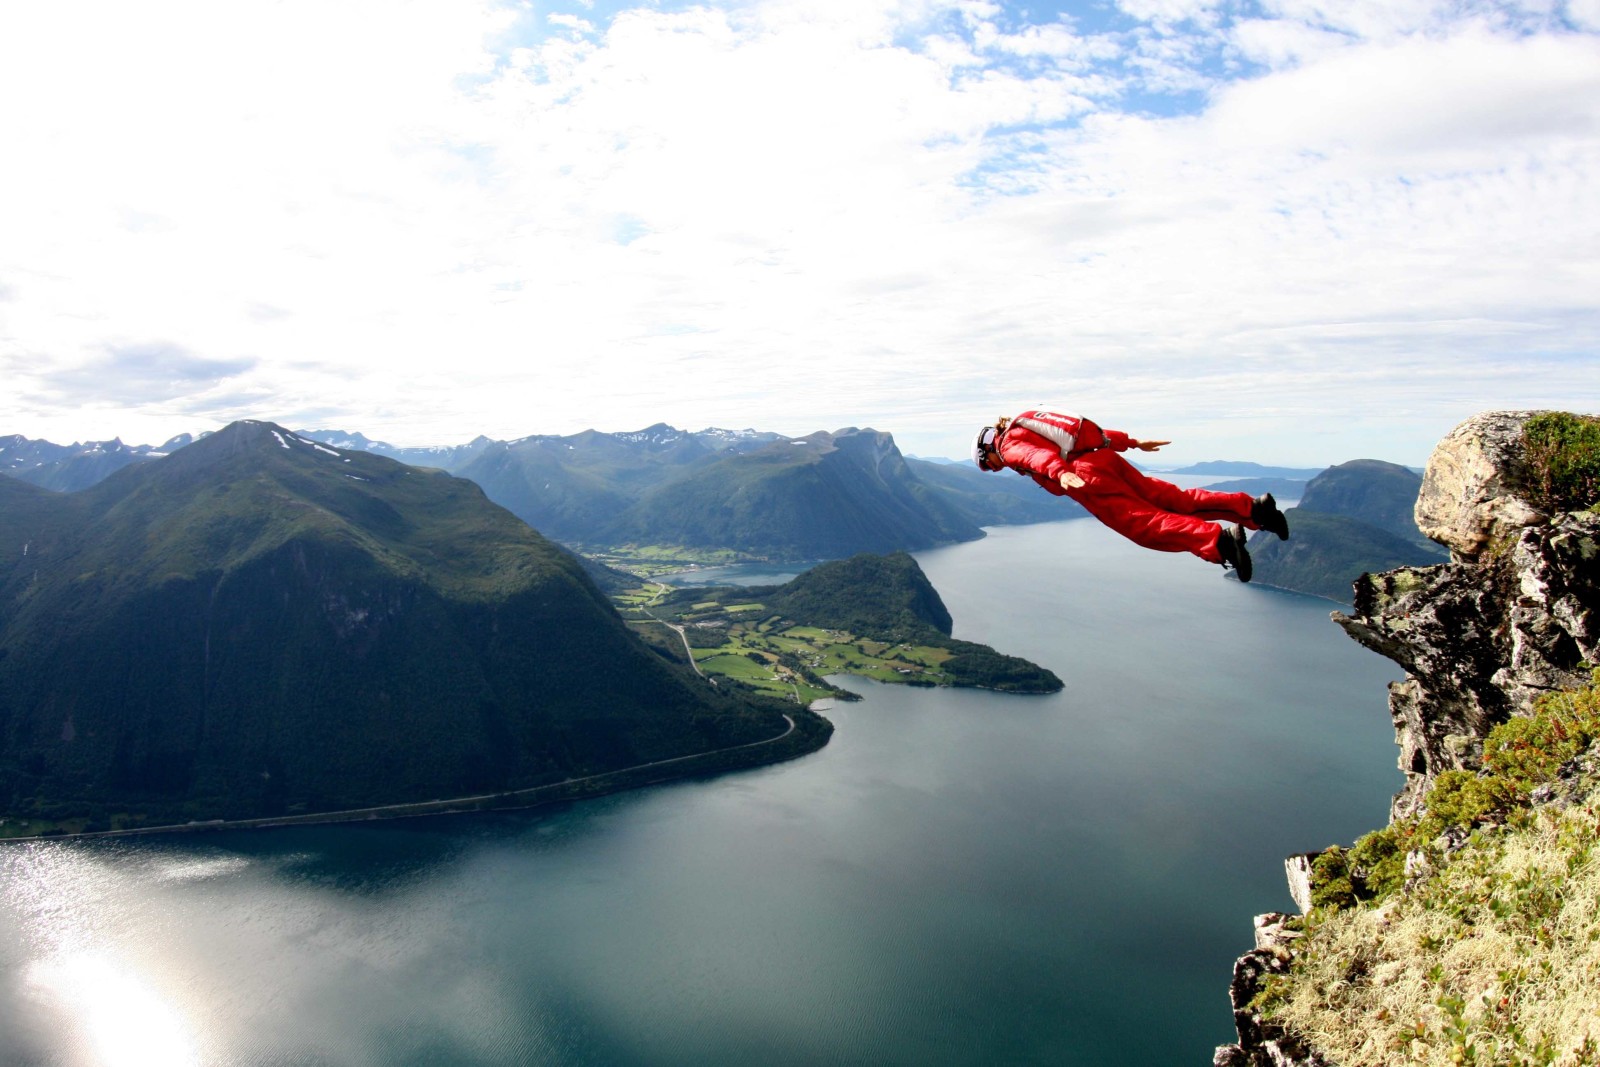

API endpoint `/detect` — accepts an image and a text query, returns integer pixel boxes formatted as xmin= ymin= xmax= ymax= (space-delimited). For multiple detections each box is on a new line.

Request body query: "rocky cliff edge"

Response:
xmin=1214 ymin=410 xmax=1599 ymax=1066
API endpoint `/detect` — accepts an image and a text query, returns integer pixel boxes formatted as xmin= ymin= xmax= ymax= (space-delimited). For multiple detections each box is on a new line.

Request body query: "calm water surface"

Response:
xmin=0 ymin=521 xmax=1401 ymax=1066
xmin=654 ymin=561 xmax=818 ymax=587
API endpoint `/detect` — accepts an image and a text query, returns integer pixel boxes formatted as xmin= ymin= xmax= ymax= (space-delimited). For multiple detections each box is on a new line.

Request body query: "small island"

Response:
xmin=614 ymin=551 xmax=1063 ymax=703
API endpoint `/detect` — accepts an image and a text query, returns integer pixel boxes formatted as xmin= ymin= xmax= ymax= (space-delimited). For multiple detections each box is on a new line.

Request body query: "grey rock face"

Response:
xmin=1214 ymin=927 xmax=1340 ymax=1067
xmin=1413 ymin=409 xmax=1548 ymax=562
xmin=1333 ymin=511 xmax=1599 ymax=819
xmin=1283 ymin=855 xmax=1317 ymax=916
xmin=1327 ymin=411 xmax=1598 ymax=820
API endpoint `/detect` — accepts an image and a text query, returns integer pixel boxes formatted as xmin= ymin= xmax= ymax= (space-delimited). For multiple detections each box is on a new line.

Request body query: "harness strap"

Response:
xmin=1010 ymin=412 xmax=1113 ymax=459
xmin=1076 ymin=418 xmax=1114 ymax=455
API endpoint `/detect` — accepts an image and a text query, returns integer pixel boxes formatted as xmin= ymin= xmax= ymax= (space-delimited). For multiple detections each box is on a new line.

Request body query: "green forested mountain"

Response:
xmin=1249 ymin=511 xmax=1445 ymax=602
xmin=763 ymin=551 xmax=956 ymax=639
xmin=903 ymin=456 xmax=1076 ymax=525
xmin=1248 ymin=459 xmax=1446 ymax=602
xmin=0 ymin=421 xmax=789 ymax=827
xmin=453 ymin=425 xmax=993 ymax=558
xmin=450 ymin=423 xmax=767 ymax=544
xmin=1296 ymin=458 xmax=1435 ymax=545
xmin=605 ymin=429 xmax=984 ymax=558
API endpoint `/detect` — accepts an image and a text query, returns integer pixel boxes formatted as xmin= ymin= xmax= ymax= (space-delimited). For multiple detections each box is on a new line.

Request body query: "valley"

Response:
xmin=618 ymin=581 xmax=974 ymax=705
xmin=614 ymin=551 xmax=1062 ymax=699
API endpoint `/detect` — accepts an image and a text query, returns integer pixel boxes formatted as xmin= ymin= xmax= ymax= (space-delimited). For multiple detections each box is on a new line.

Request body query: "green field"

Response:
xmin=612 ymin=584 xmax=961 ymax=704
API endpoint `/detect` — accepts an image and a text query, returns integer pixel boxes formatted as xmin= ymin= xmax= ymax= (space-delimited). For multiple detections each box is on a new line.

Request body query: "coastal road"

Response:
xmin=8 ymin=715 xmax=799 ymax=842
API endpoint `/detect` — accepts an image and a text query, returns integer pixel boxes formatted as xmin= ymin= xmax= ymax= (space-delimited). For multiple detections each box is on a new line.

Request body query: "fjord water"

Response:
xmin=0 ymin=521 xmax=1402 ymax=1066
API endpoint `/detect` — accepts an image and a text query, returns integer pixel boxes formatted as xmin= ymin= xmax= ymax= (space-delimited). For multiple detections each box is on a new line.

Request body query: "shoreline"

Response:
xmin=1 ymin=709 xmax=832 ymax=844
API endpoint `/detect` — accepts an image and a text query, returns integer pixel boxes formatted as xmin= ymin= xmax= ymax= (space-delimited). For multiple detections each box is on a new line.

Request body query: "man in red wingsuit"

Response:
xmin=972 ymin=409 xmax=1289 ymax=581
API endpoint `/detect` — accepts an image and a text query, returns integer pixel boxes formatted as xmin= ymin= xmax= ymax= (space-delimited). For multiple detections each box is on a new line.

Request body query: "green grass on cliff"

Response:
xmin=1309 ymin=676 xmax=1600 ymax=912
xmin=1256 ymin=674 xmax=1600 ymax=1066
xmin=1522 ymin=412 xmax=1600 ymax=514
xmin=1267 ymin=790 xmax=1600 ymax=1066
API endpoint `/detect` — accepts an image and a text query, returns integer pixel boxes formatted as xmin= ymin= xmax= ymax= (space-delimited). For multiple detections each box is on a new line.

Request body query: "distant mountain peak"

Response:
xmin=0 ymin=430 xmax=206 ymax=491
xmin=1168 ymin=460 xmax=1326 ymax=478
xmin=697 ymin=427 xmax=765 ymax=439
xmin=214 ymin=419 xmax=307 ymax=448
xmin=615 ymin=423 xmax=689 ymax=446
xmin=159 ymin=420 xmax=350 ymax=477
xmin=302 ymin=428 xmax=385 ymax=450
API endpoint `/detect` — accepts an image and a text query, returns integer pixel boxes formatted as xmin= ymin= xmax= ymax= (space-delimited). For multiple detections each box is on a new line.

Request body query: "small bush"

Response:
xmin=1310 ymin=846 xmax=1357 ymax=910
xmin=1521 ymin=412 xmax=1600 ymax=513
xmin=1418 ymin=769 xmax=1520 ymax=836
xmin=1484 ymin=676 xmax=1600 ymax=791
xmin=1311 ymin=827 xmax=1409 ymax=910
xmin=1347 ymin=824 xmax=1409 ymax=900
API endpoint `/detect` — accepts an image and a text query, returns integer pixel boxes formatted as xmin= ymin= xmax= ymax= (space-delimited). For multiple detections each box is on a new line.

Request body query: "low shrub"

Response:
xmin=1521 ymin=412 xmax=1600 ymax=513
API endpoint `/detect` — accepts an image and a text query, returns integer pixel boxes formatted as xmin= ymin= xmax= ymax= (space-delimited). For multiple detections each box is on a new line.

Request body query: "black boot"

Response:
xmin=1251 ymin=493 xmax=1289 ymax=540
xmin=1217 ymin=524 xmax=1253 ymax=583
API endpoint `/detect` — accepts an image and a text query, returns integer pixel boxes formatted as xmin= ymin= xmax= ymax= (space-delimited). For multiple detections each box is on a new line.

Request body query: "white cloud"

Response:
xmin=547 ymin=12 xmax=597 ymax=35
xmin=1229 ymin=17 xmax=1356 ymax=67
xmin=1116 ymin=0 xmax=1225 ymax=26
xmin=1208 ymin=28 xmax=1600 ymax=156
xmin=0 ymin=0 xmax=1595 ymax=466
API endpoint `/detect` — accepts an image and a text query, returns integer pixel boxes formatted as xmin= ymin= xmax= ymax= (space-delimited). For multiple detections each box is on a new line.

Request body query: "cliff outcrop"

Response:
xmin=1215 ymin=410 xmax=1600 ymax=1067
xmin=1336 ymin=412 xmax=1598 ymax=821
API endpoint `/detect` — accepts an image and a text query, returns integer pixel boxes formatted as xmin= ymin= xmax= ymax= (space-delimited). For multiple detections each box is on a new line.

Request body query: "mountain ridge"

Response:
xmin=8 ymin=423 xmax=1429 ymax=569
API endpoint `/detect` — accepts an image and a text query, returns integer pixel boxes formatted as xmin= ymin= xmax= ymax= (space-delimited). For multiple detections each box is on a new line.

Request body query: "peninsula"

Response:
xmin=614 ymin=552 xmax=1064 ymax=703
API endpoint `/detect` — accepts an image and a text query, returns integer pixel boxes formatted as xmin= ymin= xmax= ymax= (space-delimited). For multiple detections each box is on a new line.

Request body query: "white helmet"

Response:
xmin=971 ymin=426 xmax=998 ymax=469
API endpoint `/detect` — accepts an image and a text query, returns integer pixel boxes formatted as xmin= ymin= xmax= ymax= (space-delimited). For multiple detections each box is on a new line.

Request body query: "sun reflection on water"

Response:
xmin=26 ymin=952 xmax=200 ymax=1067
xmin=3 ymin=843 xmax=206 ymax=1067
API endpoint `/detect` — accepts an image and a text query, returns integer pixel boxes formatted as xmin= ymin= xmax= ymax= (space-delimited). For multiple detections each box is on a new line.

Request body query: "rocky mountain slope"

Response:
xmin=901 ymin=455 xmax=1074 ymax=526
xmin=1216 ymin=410 xmax=1600 ymax=1066
xmin=1336 ymin=414 xmax=1597 ymax=821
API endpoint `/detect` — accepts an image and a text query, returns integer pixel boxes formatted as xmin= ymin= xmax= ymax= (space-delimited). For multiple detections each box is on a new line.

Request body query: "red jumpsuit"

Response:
xmin=993 ymin=410 xmax=1257 ymax=564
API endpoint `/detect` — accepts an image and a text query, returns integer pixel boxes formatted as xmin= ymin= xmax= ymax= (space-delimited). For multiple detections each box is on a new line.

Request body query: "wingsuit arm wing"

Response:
xmin=999 ymin=433 xmax=1073 ymax=488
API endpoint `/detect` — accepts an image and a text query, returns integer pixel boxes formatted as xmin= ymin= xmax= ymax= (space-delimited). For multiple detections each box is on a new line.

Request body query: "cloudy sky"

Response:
xmin=2 ymin=0 xmax=1596 ymax=466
